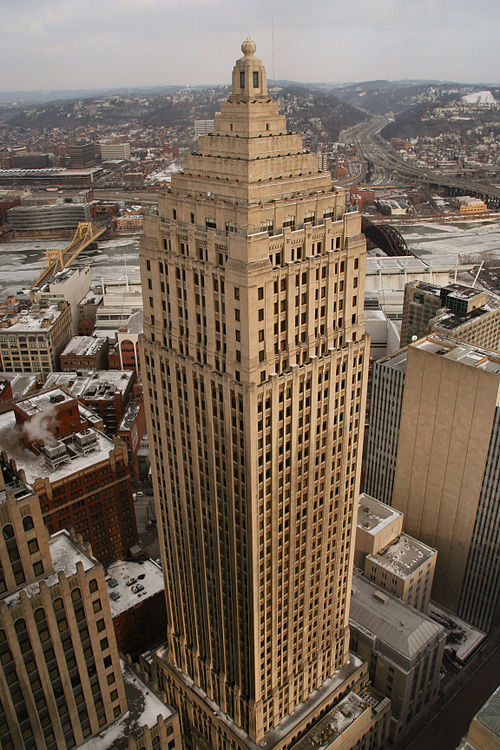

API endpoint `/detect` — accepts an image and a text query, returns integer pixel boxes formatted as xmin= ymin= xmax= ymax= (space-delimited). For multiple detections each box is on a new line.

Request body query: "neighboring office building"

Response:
xmin=11 ymin=152 xmax=51 ymax=169
xmin=350 ymin=573 xmax=445 ymax=740
xmin=94 ymin=279 xmax=142 ymax=333
xmin=66 ymin=143 xmax=98 ymax=169
xmin=114 ymin=213 xmax=143 ymax=232
xmin=392 ymin=335 xmax=500 ymax=631
xmin=0 ymin=301 xmax=72 ymax=375
xmin=36 ymin=265 xmax=92 ymax=334
xmin=8 ymin=202 xmax=91 ymax=234
xmin=356 ymin=493 xmax=437 ymax=613
xmin=0 ymin=464 xmax=181 ymax=750
xmin=141 ymin=40 xmax=389 ymax=750
xmin=44 ymin=370 xmax=135 ymax=435
xmin=100 ymin=142 xmax=131 ymax=161
xmin=60 ymin=336 xmax=109 ymax=372
xmin=77 ymin=289 xmax=103 ymax=336
xmin=457 ymin=682 xmax=500 ymax=750
xmin=105 ymin=558 xmax=167 ymax=658
xmin=362 ymin=346 xmax=407 ymax=505
xmin=400 ymin=280 xmax=500 ymax=349
xmin=0 ymin=387 xmax=137 ymax=567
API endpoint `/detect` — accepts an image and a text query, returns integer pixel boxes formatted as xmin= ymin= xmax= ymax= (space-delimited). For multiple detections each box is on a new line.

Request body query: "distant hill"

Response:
xmin=1 ymin=84 xmax=366 ymax=141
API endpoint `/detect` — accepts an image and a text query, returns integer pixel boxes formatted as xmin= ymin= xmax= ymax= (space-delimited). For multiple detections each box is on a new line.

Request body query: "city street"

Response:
xmin=133 ymin=492 xmax=160 ymax=561
xmin=405 ymin=636 xmax=500 ymax=750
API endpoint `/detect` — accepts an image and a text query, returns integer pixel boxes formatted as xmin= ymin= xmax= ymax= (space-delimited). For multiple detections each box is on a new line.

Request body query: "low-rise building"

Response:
xmin=36 ymin=265 xmax=92 ymax=333
xmin=100 ymin=142 xmax=131 ymax=161
xmin=0 ymin=301 xmax=72 ymax=375
xmin=44 ymin=370 xmax=135 ymax=435
xmin=60 ymin=336 xmax=109 ymax=371
xmin=356 ymin=494 xmax=437 ymax=613
xmin=0 ymin=387 xmax=137 ymax=567
xmin=106 ymin=559 xmax=167 ymax=658
xmin=350 ymin=574 xmax=446 ymax=740
xmin=8 ymin=202 xmax=91 ymax=234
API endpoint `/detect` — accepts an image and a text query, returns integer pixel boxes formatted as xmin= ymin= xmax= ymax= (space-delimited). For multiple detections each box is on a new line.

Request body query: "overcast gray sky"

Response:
xmin=1 ymin=0 xmax=499 ymax=91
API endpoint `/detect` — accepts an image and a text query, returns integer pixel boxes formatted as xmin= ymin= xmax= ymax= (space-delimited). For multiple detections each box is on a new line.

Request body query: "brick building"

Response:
xmin=0 ymin=387 xmax=137 ymax=567
xmin=44 ymin=370 xmax=135 ymax=435
xmin=105 ymin=559 xmax=167 ymax=658
xmin=60 ymin=336 xmax=109 ymax=371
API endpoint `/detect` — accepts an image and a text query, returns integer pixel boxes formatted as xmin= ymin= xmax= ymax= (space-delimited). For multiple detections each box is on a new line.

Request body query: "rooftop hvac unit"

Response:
xmin=73 ymin=429 xmax=99 ymax=455
xmin=44 ymin=441 xmax=70 ymax=470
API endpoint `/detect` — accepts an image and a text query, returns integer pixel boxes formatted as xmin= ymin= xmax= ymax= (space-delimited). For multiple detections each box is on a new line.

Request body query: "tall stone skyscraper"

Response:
xmin=140 ymin=41 xmax=387 ymax=749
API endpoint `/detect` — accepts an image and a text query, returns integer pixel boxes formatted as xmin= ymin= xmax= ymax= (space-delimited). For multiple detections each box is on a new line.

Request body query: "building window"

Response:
xmin=253 ymin=71 xmax=259 ymax=87
xmin=240 ymin=71 xmax=245 ymax=89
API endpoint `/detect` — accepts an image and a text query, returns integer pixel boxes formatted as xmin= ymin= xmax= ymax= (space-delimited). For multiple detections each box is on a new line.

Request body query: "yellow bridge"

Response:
xmin=34 ymin=221 xmax=108 ymax=288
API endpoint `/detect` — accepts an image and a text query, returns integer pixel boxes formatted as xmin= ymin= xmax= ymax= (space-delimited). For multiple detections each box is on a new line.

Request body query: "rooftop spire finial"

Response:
xmin=241 ymin=38 xmax=256 ymax=56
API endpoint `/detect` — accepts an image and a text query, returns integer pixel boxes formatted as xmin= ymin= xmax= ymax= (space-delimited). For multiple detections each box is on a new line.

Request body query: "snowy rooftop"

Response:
xmin=61 ymin=336 xmax=106 ymax=357
xmin=44 ymin=370 xmax=134 ymax=400
xmin=293 ymin=690 xmax=387 ymax=749
xmin=15 ymin=387 xmax=73 ymax=416
xmin=367 ymin=533 xmax=436 ymax=578
xmin=77 ymin=660 xmax=173 ymax=750
xmin=416 ymin=336 xmax=500 ymax=373
xmin=105 ymin=559 xmax=164 ymax=617
xmin=357 ymin=493 xmax=402 ymax=536
xmin=4 ymin=529 xmax=96 ymax=609
xmin=0 ymin=410 xmax=116 ymax=485
xmin=0 ymin=303 xmax=66 ymax=333
xmin=119 ymin=400 xmax=142 ymax=432
xmin=350 ymin=574 xmax=445 ymax=661
xmin=0 ymin=372 xmax=41 ymax=400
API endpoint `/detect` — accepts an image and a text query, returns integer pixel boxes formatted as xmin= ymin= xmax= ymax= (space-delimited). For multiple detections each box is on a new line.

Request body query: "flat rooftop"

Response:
xmin=77 ymin=659 xmax=173 ymax=750
xmin=15 ymin=386 xmax=73 ymax=417
xmin=119 ymin=400 xmax=142 ymax=433
xmin=293 ymin=690 xmax=387 ymax=749
xmin=350 ymin=573 xmax=444 ymax=660
xmin=0 ymin=372 xmax=41 ymax=400
xmin=0 ymin=303 xmax=66 ymax=333
xmin=106 ymin=559 xmax=164 ymax=618
xmin=0 ymin=409 xmax=116 ymax=485
xmin=61 ymin=336 xmax=106 ymax=357
xmin=474 ymin=683 xmax=500 ymax=739
xmin=357 ymin=493 xmax=402 ymax=537
xmin=4 ymin=529 xmax=96 ymax=609
xmin=44 ymin=370 xmax=134 ymax=400
xmin=368 ymin=533 xmax=436 ymax=578
xmin=380 ymin=335 xmax=500 ymax=376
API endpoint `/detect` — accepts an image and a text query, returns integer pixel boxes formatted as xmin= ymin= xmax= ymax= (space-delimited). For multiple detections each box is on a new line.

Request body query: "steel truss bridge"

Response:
xmin=34 ymin=221 xmax=108 ymax=288
xmin=361 ymin=217 xmax=413 ymax=257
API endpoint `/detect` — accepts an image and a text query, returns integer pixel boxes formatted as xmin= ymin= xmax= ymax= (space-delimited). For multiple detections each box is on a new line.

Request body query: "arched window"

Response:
xmin=34 ymin=608 xmax=45 ymax=623
xmin=14 ymin=619 xmax=26 ymax=634
xmin=71 ymin=588 xmax=81 ymax=601
xmin=2 ymin=525 xmax=14 ymax=540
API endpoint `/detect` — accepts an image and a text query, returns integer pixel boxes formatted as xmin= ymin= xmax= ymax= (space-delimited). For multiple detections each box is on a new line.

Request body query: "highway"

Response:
xmin=342 ymin=117 xmax=500 ymax=206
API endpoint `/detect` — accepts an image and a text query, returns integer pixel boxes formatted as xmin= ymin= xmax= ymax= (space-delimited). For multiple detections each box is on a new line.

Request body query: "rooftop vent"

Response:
xmin=44 ymin=440 xmax=70 ymax=470
xmin=73 ymin=430 xmax=99 ymax=456
xmin=373 ymin=591 xmax=388 ymax=605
